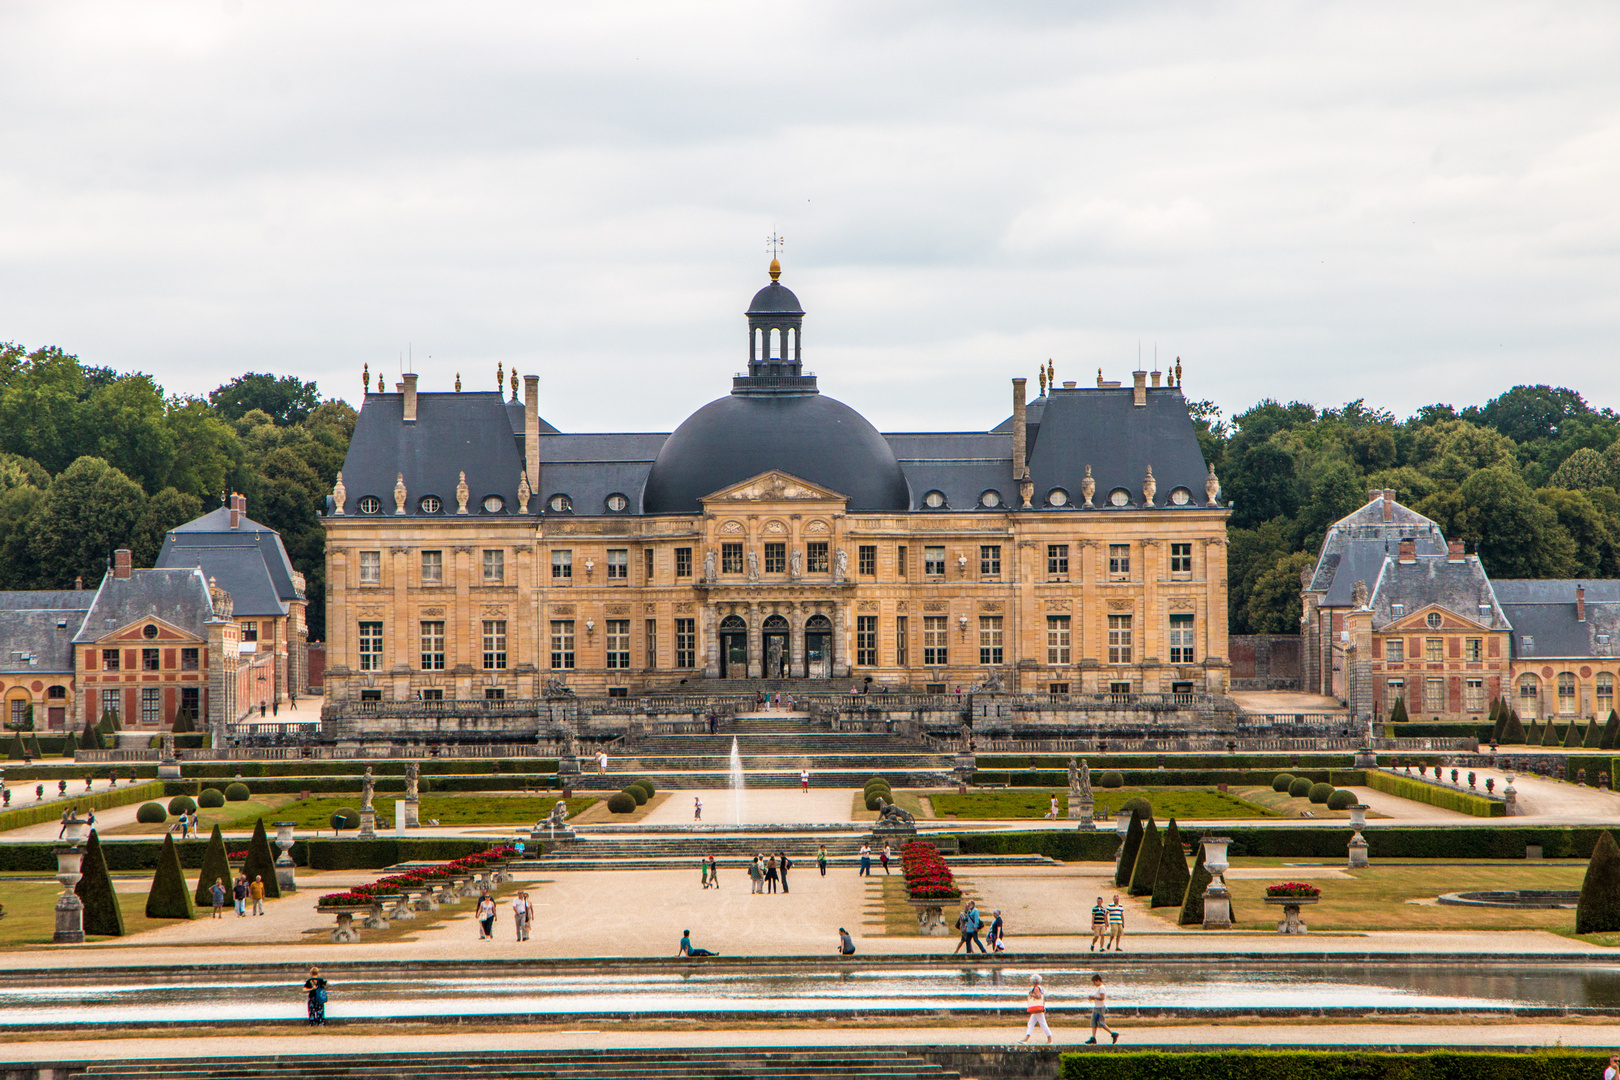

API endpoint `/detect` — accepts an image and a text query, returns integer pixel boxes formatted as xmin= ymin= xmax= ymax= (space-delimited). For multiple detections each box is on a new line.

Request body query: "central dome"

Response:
xmin=641 ymin=392 xmax=910 ymax=514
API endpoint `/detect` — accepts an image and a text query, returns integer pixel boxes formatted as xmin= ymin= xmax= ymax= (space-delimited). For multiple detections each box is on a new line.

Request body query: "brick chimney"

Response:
xmin=114 ymin=549 xmax=132 ymax=579
xmin=402 ymin=372 xmax=418 ymax=423
xmin=524 ymin=374 xmax=541 ymax=492
xmin=229 ymin=493 xmax=241 ymax=529
xmin=1577 ymin=583 xmax=1586 ymax=623
xmin=1132 ymin=370 xmax=1147 ymax=407
xmin=1398 ymin=539 xmax=1415 ymax=564
xmin=1382 ymin=489 xmax=1395 ymax=522
xmin=1448 ymin=540 xmax=1464 ymax=562
xmin=74 ymin=575 xmax=83 ymax=590
xmin=1011 ymin=378 xmax=1028 ymax=485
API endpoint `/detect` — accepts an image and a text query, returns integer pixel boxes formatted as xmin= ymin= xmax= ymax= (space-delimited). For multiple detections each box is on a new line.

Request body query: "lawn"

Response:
xmin=931 ymin=787 xmax=1275 ymax=821
xmin=226 ymin=795 xmax=598 ymax=833
xmin=111 ymin=795 xmax=297 ymax=835
xmin=0 ymin=879 xmax=190 ymax=944
xmin=1224 ymin=862 xmax=1589 ymax=932
xmin=850 ymin=789 xmax=932 ymax=821
xmin=1235 ymin=786 xmax=1386 ymax=820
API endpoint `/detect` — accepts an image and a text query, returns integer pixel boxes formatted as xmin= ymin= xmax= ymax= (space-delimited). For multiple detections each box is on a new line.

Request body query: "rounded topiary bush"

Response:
xmin=136 ymin=802 xmax=167 ymax=824
xmin=635 ymin=779 xmax=656 ymax=796
xmin=224 ymin=782 xmax=250 ymax=802
xmin=628 ymin=780 xmax=653 ymax=801
xmin=606 ymin=791 xmax=637 ymax=814
xmin=197 ymin=788 xmax=225 ymax=809
xmin=1308 ymin=782 xmax=1333 ymax=804
xmin=864 ymin=778 xmax=891 ymax=794
xmin=1287 ymin=777 xmax=1313 ymax=798
xmin=1326 ymin=789 xmax=1356 ymax=811
xmin=168 ymin=795 xmax=197 ymax=815
xmin=1099 ymin=771 xmax=1124 ymax=788
xmin=625 ymin=785 xmax=648 ymax=806
xmin=1272 ymin=773 xmax=1296 ymax=793
xmin=865 ymin=791 xmax=890 ymax=811
xmin=329 ymin=809 xmax=359 ymax=831
xmin=1120 ymin=796 xmax=1153 ymax=819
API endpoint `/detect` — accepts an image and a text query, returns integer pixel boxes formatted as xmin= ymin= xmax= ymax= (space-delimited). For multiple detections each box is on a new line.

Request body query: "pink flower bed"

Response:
xmin=317 ymin=846 xmax=515 ymax=906
xmin=901 ymin=841 xmax=961 ymax=901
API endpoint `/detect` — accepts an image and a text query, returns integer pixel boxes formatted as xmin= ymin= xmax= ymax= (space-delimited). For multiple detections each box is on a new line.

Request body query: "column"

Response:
xmin=747 ymin=602 xmax=762 ymax=679
xmin=703 ymin=605 xmax=720 ymax=678
xmin=791 ymin=604 xmax=805 ymax=678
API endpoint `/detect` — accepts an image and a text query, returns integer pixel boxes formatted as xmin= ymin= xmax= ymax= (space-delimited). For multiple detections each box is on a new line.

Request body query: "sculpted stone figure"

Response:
xmin=544 ymin=677 xmax=574 ymax=698
xmin=790 ymin=548 xmax=803 ymax=579
xmin=874 ymin=798 xmax=916 ymax=827
xmin=1068 ymin=757 xmax=1081 ymax=796
xmin=547 ymin=800 xmax=569 ymax=826
xmin=405 ymin=762 xmax=420 ymax=802
xmin=361 ymin=766 xmax=375 ymax=813
xmin=766 ymin=636 xmax=785 ymax=679
xmin=834 ymin=549 xmax=848 ymax=581
xmin=1080 ymin=759 xmax=1092 ymax=798
xmin=704 ymin=548 xmax=717 ymax=581
xmin=747 ymin=549 xmax=760 ymax=581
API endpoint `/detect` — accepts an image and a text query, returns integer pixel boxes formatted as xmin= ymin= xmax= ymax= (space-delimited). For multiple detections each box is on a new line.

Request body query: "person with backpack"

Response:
xmin=233 ymin=874 xmax=250 ymax=917
xmin=303 ymin=967 xmax=328 ymax=1026
xmin=778 ymin=851 xmax=792 ymax=894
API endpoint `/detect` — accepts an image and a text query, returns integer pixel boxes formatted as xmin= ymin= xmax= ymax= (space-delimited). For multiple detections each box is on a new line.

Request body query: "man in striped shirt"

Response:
xmin=1106 ymin=894 xmax=1125 ymax=951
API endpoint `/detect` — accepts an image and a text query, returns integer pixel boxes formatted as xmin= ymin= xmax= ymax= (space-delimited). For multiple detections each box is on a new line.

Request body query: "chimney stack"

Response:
xmin=1150 ymin=369 xmax=1162 ymax=388
xmin=402 ymin=372 xmax=418 ymax=422
xmin=524 ymin=375 xmax=541 ymax=496
xmin=1382 ymin=489 xmax=1394 ymax=522
xmin=229 ymin=493 xmax=241 ymax=529
xmin=1448 ymin=539 xmax=1464 ymax=562
xmin=114 ymin=549 xmax=132 ymax=579
xmin=1132 ymin=370 xmax=1147 ymax=407
xmin=1577 ymin=583 xmax=1587 ymax=623
xmin=1011 ymin=379 xmax=1028 ymax=487
xmin=1398 ymin=539 xmax=1415 ymax=564
xmin=74 ymin=576 xmax=83 ymax=590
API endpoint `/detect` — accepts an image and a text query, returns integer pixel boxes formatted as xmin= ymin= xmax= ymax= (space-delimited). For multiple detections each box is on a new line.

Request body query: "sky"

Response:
xmin=1 ymin=1 xmax=1617 ymax=435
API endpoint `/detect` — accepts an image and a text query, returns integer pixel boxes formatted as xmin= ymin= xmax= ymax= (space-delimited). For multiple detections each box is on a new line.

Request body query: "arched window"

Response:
xmin=720 ymin=615 xmax=747 ymax=632
xmin=763 ymin=614 xmax=789 ymax=632
xmin=1557 ymin=671 xmax=1577 ymax=715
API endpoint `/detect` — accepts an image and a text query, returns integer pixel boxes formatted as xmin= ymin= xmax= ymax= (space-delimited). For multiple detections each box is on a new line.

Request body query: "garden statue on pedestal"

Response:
xmin=1071 ymin=758 xmax=1095 ymax=829
xmin=403 ymin=763 xmax=421 ymax=828
xmin=869 ymin=797 xmax=917 ymax=845
xmin=359 ymin=766 xmax=376 ymax=839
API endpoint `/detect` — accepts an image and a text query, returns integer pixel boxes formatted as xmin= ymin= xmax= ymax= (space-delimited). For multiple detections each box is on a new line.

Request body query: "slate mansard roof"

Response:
xmin=1308 ymin=494 xmax=1449 ymax=607
xmin=73 ymin=569 xmax=221 ymax=643
xmin=156 ymin=506 xmax=304 ymax=618
xmin=1365 ymin=554 xmax=1511 ymax=632
xmin=1493 ymin=580 xmax=1620 ymax=661
xmin=0 ymin=591 xmax=94 ymax=674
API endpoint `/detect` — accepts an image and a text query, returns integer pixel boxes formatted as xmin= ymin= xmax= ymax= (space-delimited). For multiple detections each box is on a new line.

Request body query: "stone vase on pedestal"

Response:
xmin=1347 ymin=805 xmax=1369 ymax=869
xmin=273 ymin=821 xmax=298 ymax=893
xmin=53 ymin=840 xmax=85 ymax=944
xmin=1200 ymin=836 xmax=1233 ymax=930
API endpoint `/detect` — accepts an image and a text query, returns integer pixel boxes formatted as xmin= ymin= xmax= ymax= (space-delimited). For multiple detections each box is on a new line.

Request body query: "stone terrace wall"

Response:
xmin=1230 ymin=634 xmax=1302 ymax=690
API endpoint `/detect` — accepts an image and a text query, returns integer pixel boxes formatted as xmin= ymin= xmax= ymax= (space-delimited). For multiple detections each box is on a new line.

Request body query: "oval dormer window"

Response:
xmin=1427 ymin=612 xmax=1442 ymax=629
xmin=979 ymin=490 xmax=1001 ymax=509
xmin=357 ymin=496 xmax=382 ymax=515
xmin=605 ymin=493 xmax=629 ymax=513
xmin=418 ymin=495 xmax=442 ymax=514
xmin=1108 ymin=488 xmax=1131 ymax=507
xmin=1047 ymin=488 xmax=1069 ymax=508
xmin=1169 ymin=487 xmax=1191 ymax=506
xmin=482 ymin=495 xmax=505 ymax=514
xmin=549 ymin=494 xmax=571 ymax=513
xmin=923 ymin=490 xmax=947 ymax=509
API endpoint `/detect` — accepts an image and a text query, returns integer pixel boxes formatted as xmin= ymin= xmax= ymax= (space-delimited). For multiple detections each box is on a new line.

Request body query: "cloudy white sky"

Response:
xmin=1 ymin=2 xmax=1617 ymax=433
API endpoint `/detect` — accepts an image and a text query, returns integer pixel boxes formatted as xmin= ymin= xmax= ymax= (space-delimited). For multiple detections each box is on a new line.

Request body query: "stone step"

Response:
xmin=604 ymin=754 xmax=953 ymax=772
xmin=571 ymin=769 xmax=955 ymax=790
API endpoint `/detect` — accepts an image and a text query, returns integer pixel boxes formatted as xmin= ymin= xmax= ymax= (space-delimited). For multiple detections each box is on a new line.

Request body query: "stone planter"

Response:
xmin=431 ymin=877 xmax=460 ymax=904
xmin=1264 ymin=895 xmax=1319 ymax=934
xmin=363 ymin=893 xmax=405 ymax=930
xmin=406 ymin=883 xmax=439 ymax=912
xmin=487 ymin=859 xmax=513 ymax=885
xmin=315 ymin=904 xmax=370 ymax=943
xmin=906 ymin=898 xmax=954 ymax=936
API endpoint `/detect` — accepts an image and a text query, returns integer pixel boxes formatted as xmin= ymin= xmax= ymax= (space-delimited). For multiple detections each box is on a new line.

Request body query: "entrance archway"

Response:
xmin=720 ymin=615 xmax=748 ymax=679
xmin=805 ymin=614 xmax=832 ymax=678
xmin=762 ymin=615 xmax=790 ymax=679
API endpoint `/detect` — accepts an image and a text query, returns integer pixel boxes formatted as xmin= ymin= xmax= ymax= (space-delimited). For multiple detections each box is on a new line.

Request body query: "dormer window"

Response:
xmin=548 ymin=494 xmax=571 ymax=513
xmin=605 ymin=493 xmax=629 ymax=513
xmin=923 ymin=491 xmax=946 ymax=509
xmin=418 ymin=495 xmax=442 ymax=514
xmin=1169 ymin=487 xmax=1192 ymax=506
xmin=143 ymin=625 xmax=158 ymax=639
xmin=1047 ymin=488 xmax=1069 ymax=508
xmin=1107 ymin=488 xmax=1131 ymax=507
xmin=978 ymin=490 xmax=1001 ymax=509
xmin=482 ymin=495 xmax=505 ymax=514
xmin=357 ymin=496 xmax=382 ymax=515
xmin=1426 ymin=612 xmax=1442 ymax=629
xmin=1390 ymin=603 xmax=1405 ymax=616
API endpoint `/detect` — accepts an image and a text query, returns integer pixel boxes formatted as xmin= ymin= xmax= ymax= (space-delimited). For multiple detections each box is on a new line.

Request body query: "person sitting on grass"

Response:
xmin=677 ymin=930 xmax=716 ymax=957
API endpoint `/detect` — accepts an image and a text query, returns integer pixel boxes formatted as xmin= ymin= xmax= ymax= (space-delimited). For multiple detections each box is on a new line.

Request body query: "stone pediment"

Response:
xmin=700 ymin=471 xmax=848 ymax=506
xmin=1380 ymin=604 xmax=1493 ymax=634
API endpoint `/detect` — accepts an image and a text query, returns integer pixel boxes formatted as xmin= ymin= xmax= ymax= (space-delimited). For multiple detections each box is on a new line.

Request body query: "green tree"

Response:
xmin=1478 ymin=385 xmax=1592 ymax=445
xmin=162 ymin=397 xmax=244 ymax=500
xmin=1548 ymin=447 xmax=1614 ymax=490
xmin=28 ymin=457 xmax=147 ymax=588
xmin=0 ymin=345 xmax=96 ymax=475
xmin=82 ymin=375 xmax=177 ymax=495
xmin=1408 ymin=420 xmax=1518 ymax=485
xmin=1245 ymin=551 xmax=1315 ymax=633
xmin=209 ymin=373 xmax=322 ymax=426
xmin=128 ymin=487 xmax=203 ymax=569
xmin=1128 ymin=817 xmax=1162 ymax=897
xmin=1577 ymin=830 xmax=1620 ymax=934
xmin=75 ymin=830 xmax=125 ymax=936
xmin=1418 ymin=466 xmax=1577 ymax=578
xmin=1179 ymin=842 xmax=1212 ymax=925
xmin=1150 ymin=818 xmax=1191 ymax=908
xmin=1535 ymin=487 xmax=1620 ymax=577
xmin=145 ymin=833 xmax=195 ymax=920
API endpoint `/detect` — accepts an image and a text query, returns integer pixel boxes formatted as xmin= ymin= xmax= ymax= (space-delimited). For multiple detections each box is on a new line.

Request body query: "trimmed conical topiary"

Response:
xmin=26 ymin=735 xmax=43 ymax=759
xmin=5 ymin=734 xmax=24 ymax=760
xmin=1602 ymin=710 xmax=1620 ymax=751
xmin=1180 ymin=840 xmax=1211 ymax=925
xmin=1577 ymin=831 xmax=1620 ymax=934
xmin=1128 ymin=817 xmax=1162 ymax=896
xmin=1151 ymin=818 xmax=1191 ymax=908
xmin=241 ymin=817 xmax=281 ymax=899
xmin=145 ymin=833 xmax=195 ymax=920
xmin=1586 ymin=718 xmax=1605 ymax=748
xmin=1114 ymin=811 xmax=1145 ymax=889
xmin=1389 ymin=696 xmax=1409 ymax=725
xmin=1503 ymin=709 xmax=1524 ymax=744
xmin=193 ymin=825 xmax=233 ymax=909
xmin=1525 ymin=722 xmax=1541 ymax=745
xmin=79 ymin=720 xmax=103 ymax=751
xmin=75 ymin=830 xmax=125 ymax=936
xmin=1543 ymin=721 xmax=1562 ymax=747
xmin=1489 ymin=700 xmax=1506 ymax=743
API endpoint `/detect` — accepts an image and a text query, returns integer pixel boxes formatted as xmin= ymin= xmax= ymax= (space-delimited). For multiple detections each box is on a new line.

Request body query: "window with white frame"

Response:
xmin=359 ymin=550 xmax=381 ymax=584
xmin=1107 ymin=615 xmax=1133 ymax=664
xmin=1046 ymin=616 xmax=1070 ymax=666
xmin=482 ymin=620 xmax=507 ymax=670
xmin=923 ymin=616 xmax=948 ymax=665
xmin=605 ymin=620 xmax=630 ymax=669
xmin=606 ymin=549 xmax=628 ymax=580
xmin=482 ymin=549 xmax=505 ymax=583
xmin=1047 ymin=544 xmax=1068 ymax=581
xmin=978 ymin=616 xmax=1003 ymax=665
xmin=550 ymin=621 xmax=575 ymax=670
xmin=358 ymin=622 xmax=383 ymax=670
xmin=552 ymin=550 xmax=572 ymax=580
xmin=1464 ymin=678 xmax=1484 ymax=712
xmin=1168 ymin=613 xmax=1196 ymax=664
xmin=1108 ymin=544 xmax=1130 ymax=578
xmin=1170 ymin=542 xmax=1193 ymax=574
xmin=924 ymin=546 xmax=945 ymax=576
xmin=421 ymin=550 xmax=443 ymax=584
xmin=420 ymin=621 xmax=445 ymax=670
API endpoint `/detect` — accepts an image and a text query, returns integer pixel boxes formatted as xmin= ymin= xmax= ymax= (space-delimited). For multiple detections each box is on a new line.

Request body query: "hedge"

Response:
xmin=972 ymin=769 xmax=1366 ymax=788
xmin=1364 ymin=770 xmax=1504 ymax=817
xmin=1387 ymin=722 xmax=1494 ymax=741
xmin=0 ymin=780 xmax=165 ymax=832
xmin=976 ymin=754 xmax=1360 ymax=771
xmin=0 ymin=835 xmax=500 ymax=874
xmin=1058 ymin=1050 xmax=1606 ymax=1080
xmin=160 ymin=774 xmax=564 ymax=796
xmin=954 ymin=826 xmax=1620 ymax=861
xmin=176 ymin=760 xmax=559 ymax=779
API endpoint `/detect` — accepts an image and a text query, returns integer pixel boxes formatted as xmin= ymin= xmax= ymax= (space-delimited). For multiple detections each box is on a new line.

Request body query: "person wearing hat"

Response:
xmin=1020 ymin=974 xmax=1051 ymax=1044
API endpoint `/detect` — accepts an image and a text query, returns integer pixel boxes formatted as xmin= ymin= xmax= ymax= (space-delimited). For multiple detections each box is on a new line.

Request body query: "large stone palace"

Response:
xmin=320 ymin=261 xmax=1232 ymax=710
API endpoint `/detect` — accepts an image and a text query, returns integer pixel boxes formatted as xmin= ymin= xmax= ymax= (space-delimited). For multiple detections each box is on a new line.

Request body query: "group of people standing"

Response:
xmin=856 ymin=842 xmax=892 ymax=875
xmin=747 ymin=852 xmax=792 ymax=893
xmin=1089 ymin=894 xmax=1126 ymax=951
xmin=206 ymin=873 xmax=266 ymax=917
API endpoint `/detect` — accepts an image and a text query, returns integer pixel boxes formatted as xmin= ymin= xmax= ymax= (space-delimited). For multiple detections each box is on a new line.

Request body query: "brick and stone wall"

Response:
xmin=1229 ymin=634 xmax=1302 ymax=690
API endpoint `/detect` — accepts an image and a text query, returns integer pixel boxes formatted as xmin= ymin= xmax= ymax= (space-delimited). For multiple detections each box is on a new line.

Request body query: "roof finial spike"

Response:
xmin=1047 ymin=359 xmax=1054 ymax=389
xmin=377 ymin=373 xmax=385 ymax=394
xmin=455 ymin=372 xmax=462 ymax=392
xmin=767 ymin=231 xmax=784 ymax=281
xmin=363 ymin=362 xmax=370 ymax=394
xmin=1038 ymin=368 xmax=1046 ymax=396
xmin=511 ymin=368 xmax=519 ymax=400
xmin=497 ymin=361 xmax=503 ymax=391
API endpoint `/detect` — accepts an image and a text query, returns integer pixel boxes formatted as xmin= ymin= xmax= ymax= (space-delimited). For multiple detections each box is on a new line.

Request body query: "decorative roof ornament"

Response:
xmin=518 ymin=471 xmax=532 ymax=514
xmin=511 ymin=368 xmax=519 ymax=400
xmin=1206 ymin=462 xmax=1221 ymax=506
xmin=497 ymin=361 xmax=503 ymax=391
xmin=394 ymin=473 xmax=408 ymax=515
xmin=767 ymin=231 xmax=784 ymax=280
xmin=362 ymin=363 xmax=370 ymax=394
xmin=1081 ymin=465 xmax=1095 ymax=508
xmin=455 ymin=372 xmax=462 ymax=392
xmin=1175 ymin=356 xmax=1183 ymax=386
xmin=456 ymin=471 xmax=470 ymax=515
xmin=1352 ymin=579 xmax=1370 ymax=608
xmin=1038 ymin=368 xmax=1046 ymax=396
xmin=331 ymin=472 xmax=346 ymax=516
xmin=1047 ymin=359 xmax=1055 ymax=389
xmin=1143 ymin=465 xmax=1156 ymax=507
xmin=377 ymin=373 xmax=385 ymax=394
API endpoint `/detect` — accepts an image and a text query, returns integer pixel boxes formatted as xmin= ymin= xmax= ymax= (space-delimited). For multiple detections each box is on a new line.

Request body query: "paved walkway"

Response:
xmin=640 ymin=788 xmax=855 ymax=826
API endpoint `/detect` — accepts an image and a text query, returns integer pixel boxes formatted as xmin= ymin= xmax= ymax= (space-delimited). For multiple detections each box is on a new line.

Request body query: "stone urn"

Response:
xmin=1264 ymin=895 xmax=1319 ymax=934
xmin=1200 ymin=836 xmax=1233 ymax=930
xmin=314 ymin=901 xmax=372 ymax=943
xmin=273 ymin=821 xmax=297 ymax=894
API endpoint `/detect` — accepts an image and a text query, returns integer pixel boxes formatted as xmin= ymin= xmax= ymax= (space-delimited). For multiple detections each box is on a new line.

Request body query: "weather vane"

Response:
xmin=767 ymin=231 xmax=785 ymax=259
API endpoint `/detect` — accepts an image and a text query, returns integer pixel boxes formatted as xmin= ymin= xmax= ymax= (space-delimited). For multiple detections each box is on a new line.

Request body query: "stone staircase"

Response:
xmin=77 ymin=1049 xmax=960 ymax=1080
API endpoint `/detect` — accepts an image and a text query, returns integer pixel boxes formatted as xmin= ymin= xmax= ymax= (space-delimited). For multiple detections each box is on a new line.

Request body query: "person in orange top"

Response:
xmin=249 ymin=875 xmax=266 ymax=915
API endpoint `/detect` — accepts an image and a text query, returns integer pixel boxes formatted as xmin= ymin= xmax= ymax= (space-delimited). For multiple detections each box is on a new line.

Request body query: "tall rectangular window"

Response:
xmin=895 ymin=616 xmax=908 ymax=666
xmin=858 ymin=545 xmax=876 ymax=576
xmin=645 ymin=619 xmax=657 ymax=669
xmin=1047 ymin=544 xmax=1069 ymax=581
xmin=1464 ymin=678 xmax=1485 ymax=712
xmin=142 ymin=648 xmax=160 ymax=671
xmin=483 ymin=549 xmax=505 ymax=583
xmin=180 ymin=647 xmax=199 ymax=671
xmin=923 ymin=616 xmax=948 ymax=666
xmin=644 ymin=548 xmax=654 ymax=582
xmin=100 ymin=689 xmax=120 ymax=723
xmin=358 ymin=621 xmax=383 ymax=671
xmin=924 ymin=545 xmax=946 ymax=576
xmin=1386 ymin=638 xmax=1404 ymax=663
xmin=101 ymin=648 xmax=119 ymax=671
xmin=675 ymin=547 xmax=692 ymax=578
xmin=420 ymin=621 xmax=445 ymax=670
xmin=482 ymin=620 xmax=507 ymax=670
xmin=979 ymin=616 xmax=1004 ymax=665
xmin=421 ymin=550 xmax=443 ymax=584
xmin=675 ymin=618 xmax=696 ymax=668
xmin=359 ymin=550 xmax=381 ymax=583
xmin=179 ymin=686 xmax=199 ymax=720
xmin=722 ymin=543 xmax=744 ymax=574
xmin=1107 ymin=615 xmax=1133 ymax=664
xmin=1169 ymin=613 xmax=1196 ymax=664
xmin=856 ymin=616 xmax=878 ymax=666
xmin=552 ymin=550 xmax=573 ymax=580
xmin=807 ymin=542 xmax=829 ymax=573
xmin=980 ymin=545 xmax=1001 ymax=577
xmin=897 ymin=545 xmax=908 ymax=577
xmin=241 ymin=620 xmax=258 ymax=642
xmin=1170 ymin=543 xmax=1193 ymax=574
xmin=764 ymin=542 xmax=786 ymax=573
xmin=1464 ymin=637 xmax=1482 ymax=661
xmin=1047 ymin=615 xmax=1071 ymax=665
xmin=1427 ymin=676 xmax=1447 ymax=710
xmin=1425 ymin=637 xmax=1443 ymax=663
xmin=141 ymin=688 xmax=160 ymax=726
xmin=550 ymin=621 xmax=575 ymax=670
xmin=1108 ymin=544 xmax=1130 ymax=578
xmin=605 ymin=619 xmax=630 ymax=669
xmin=606 ymin=548 xmax=628 ymax=580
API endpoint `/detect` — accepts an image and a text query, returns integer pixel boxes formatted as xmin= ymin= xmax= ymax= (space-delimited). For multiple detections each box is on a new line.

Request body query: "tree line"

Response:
xmin=0 ymin=344 xmax=351 ymax=638
xmin=1200 ymin=384 xmax=1620 ymax=635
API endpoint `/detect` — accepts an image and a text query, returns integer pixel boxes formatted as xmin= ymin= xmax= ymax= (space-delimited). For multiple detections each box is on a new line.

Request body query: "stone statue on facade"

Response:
xmin=704 ymin=548 xmax=717 ymax=582
xmin=1206 ymin=462 xmax=1221 ymax=506
xmin=332 ymin=472 xmax=346 ymax=515
xmin=361 ymin=766 xmax=375 ymax=813
xmin=970 ymin=670 xmax=1005 ymax=694
xmin=747 ymin=549 xmax=760 ymax=581
xmin=1081 ymin=464 xmax=1095 ymax=508
xmin=1352 ymin=579 xmax=1370 ymax=609
xmin=834 ymin=549 xmax=848 ymax=582
xmin=394 ymin=473 xmax=408 ymax=515
xmin=456 ymin=471 xmax=470 ymax=515
xmin=544 ymin=677 xmax=574 ymax=698
xmin=790 ymin=548 xmax=803 ymax=579
xmin=405 ymin=762 xmax=420 ymax=803
xmin=766 ymin=636 xmax=785 ymax=679
xmin=1142 ymin=465 xmax=1156 ymax=507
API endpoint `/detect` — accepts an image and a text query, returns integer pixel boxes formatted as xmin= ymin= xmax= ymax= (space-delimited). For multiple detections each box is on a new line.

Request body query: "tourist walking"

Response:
xmin=880 ymin=843 xmax=891 ymax=874
xmin=209 ymin=877 xmax=226 ymax=918
xmin=1107 ymin=894 xmax=1125 ymax=951
xmin=817 ymin=845 xmax=827 ymax=877
xmin=1085 ymin=973 xmax=1119 ymax=1043
xmin=837 ymin=927 xmax=856 ymax=955
xmin=778 ymin=851 xmax=791 ymax=893
xmin=765 ymin=854 xmax=779 ymax=894
xmin=678 ymin=929 xmax=717 ymax=957
xmin=512 ymin=891 xmax=530 ymax=941
xmin=476 ymin=892 xmax=496 ymax=940
xmin=858 ymin=843 xmax=872 ymax=876
xmin=987 ymin=909 xmax=1005 ymax=952
xmin=800 ymin=769 xmax=810 ymax=793
xmin=707 ymin=854 xmax=718 ymax=888
xmin=1046 ymin=796 xmax=1060 ymax=820
xmin=596 ymin=750 xmax=608 ymax=775
xmin=233 ymin=873 xmax=249 ymax=917
xmin=303 ymin=967 xmax=328 ymax=1026
xmin=57 ymin=809 xmax=70 ymax=838
xmin=749 ymin=856 xmax=763 ymax=894
xmin=693 ymin=796 xmax=702 ymax=821
xmin=1090 ymin=896 xmax=1107 ymax=952
xmin=249 ymin=875 xmax=266 ymax=915
xmin=1020 ymin=974 xmax=1052 ymax=1044
xmin=953 ymin=900 xmax=986 ymax=954
xmin=701 ymin=857 xmax=710 ymax=889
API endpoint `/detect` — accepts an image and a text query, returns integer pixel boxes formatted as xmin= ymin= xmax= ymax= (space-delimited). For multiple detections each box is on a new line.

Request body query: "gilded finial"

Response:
xmin=1047 ymin=359 xmax=1055 ymax=389
xmin=1038 ymin=369 xmax=1046 ymax=396
xmin=378 ymin=373 xmax=385 ymax=394
xmin=511 ymin=369 xmax=519 ymax=400
xmin=363 ymin=362 xmax=370 ymax=393
xmin=1175 ymin=357 xmax=1182 ymax=386
xmin=455 ymin=372 xmax=462 ymax=392
xmin=497 ymin=361 xmax=503 ymax=391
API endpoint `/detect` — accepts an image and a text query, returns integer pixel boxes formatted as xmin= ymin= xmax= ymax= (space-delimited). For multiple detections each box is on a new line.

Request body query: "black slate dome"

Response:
xmin=748 ymin=281 xmax=804 ymax=315
xmin=641 ymin=392 xmax=910 ymax=514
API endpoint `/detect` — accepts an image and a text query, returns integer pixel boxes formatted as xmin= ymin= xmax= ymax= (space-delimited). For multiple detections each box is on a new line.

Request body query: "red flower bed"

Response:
xmin=317 ymin=846 xmax=513 ymax=908
xmin=900 ymin=841 xmax=960 ymax=901
xmin=317 ymin=891 xmax=373 ymax=906
xmin=1265 ymin=881 xmax=1321 ymax=898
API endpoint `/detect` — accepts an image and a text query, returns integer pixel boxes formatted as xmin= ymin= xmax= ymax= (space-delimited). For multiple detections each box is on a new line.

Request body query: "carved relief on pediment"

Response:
xmin=804 ymin=519 xmax=831 ymax=534
xmin=705 ymin=470 xmax=846 ymax=504
xmin=1107 ymin=599 xmax=1134 ymax=611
